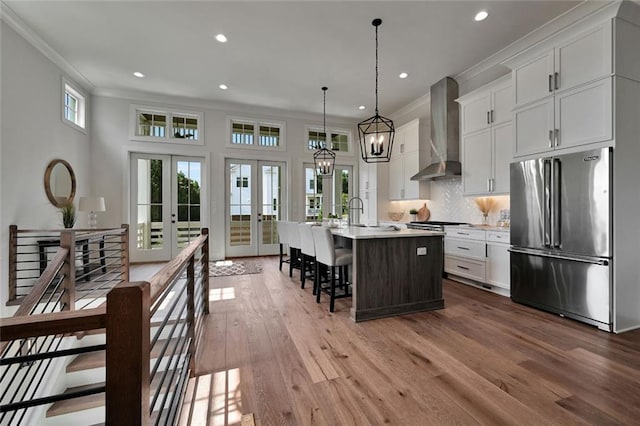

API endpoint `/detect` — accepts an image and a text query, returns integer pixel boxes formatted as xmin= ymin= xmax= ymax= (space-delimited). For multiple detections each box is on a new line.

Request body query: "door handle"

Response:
xmin=554 ymin=129 xmax=559 ymax=147
xmin=553 ymin=158 xmax=561 ymax=248
xmin=543 ymin=159 xmax=551 ymax=247
xmin=487 ymin=111 xmax=490 ymax=125
xmin=554 ymin=72 xmax=559 ymax=90
xmin=548 ymin=130 xmax=553 ymax=148
xmin=548 ymin=74 xmax=553 ymax=92
xmin=171 ymin=213 xmax=176 ymax=224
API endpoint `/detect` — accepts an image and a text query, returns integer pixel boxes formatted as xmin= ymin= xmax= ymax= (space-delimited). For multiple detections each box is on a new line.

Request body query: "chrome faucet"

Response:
xmin=347 ymin=197 xmax=364 ymax=227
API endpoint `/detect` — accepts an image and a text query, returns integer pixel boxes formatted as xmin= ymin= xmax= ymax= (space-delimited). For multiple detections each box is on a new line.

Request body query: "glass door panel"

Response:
xmin=259 ymin=163 xmax=284 ymax=254
xmin=304 ymin=165 xmax=323 ymax=221
xmin=131 ymin=154 xmax=171 ymax=262
xmin=173 ymin=158 xmax=203 ymax=256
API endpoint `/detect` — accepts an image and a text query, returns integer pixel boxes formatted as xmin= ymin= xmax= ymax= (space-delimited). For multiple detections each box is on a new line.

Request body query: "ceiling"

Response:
xmin=3 ymin=1 xmax=582 ymax=118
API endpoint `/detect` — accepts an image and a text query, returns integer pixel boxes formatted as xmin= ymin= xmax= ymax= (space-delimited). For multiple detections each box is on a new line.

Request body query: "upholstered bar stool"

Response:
xmin=276 ymin=221 xmax=290 ymax=271
xmin=312 ymin=226 xmax=352 ymax=312
xmin=287 ymin=221 xmax=302 ymax=278
xmin=298 ymin=223 xmax=317 ymax=290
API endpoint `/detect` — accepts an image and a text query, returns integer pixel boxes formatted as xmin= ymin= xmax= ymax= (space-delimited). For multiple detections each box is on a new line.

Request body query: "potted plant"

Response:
xmin=60 ymin=202 xmax=76 ymax=228
xmin=409 ymin=208 xmax=419 ymax=222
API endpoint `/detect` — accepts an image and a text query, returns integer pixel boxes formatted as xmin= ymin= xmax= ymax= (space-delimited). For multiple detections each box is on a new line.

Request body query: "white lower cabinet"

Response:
xmin=486 ymin=231 xmax=510 ymax=290
xmin=444 ymin=227 xmax=510 ymax=296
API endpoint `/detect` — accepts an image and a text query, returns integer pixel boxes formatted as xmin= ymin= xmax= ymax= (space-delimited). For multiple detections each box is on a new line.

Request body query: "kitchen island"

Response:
xmin=331 ymin=226 xmax=444 ymax=322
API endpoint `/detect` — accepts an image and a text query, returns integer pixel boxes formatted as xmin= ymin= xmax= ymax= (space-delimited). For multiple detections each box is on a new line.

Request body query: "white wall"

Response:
xmin=90 ymin=93 xmax=357 ymax=260
xmin=0 ymin=22 xmax=91 ymax=314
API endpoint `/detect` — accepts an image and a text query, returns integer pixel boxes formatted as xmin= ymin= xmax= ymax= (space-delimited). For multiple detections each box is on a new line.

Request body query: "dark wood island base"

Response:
xmin=333 ymin=229 xmax=444 ymax=322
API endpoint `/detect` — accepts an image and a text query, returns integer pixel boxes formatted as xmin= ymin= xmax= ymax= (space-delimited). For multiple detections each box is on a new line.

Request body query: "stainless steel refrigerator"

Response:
xmin=510 ymin=147 xmax=612 ymax=331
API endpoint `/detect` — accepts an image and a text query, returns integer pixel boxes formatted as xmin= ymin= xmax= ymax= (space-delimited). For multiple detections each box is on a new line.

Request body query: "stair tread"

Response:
xmin=67 ymin=338 xmax=181 ymax=372
xmin=46 ymin=384 xmax=105 ymax=417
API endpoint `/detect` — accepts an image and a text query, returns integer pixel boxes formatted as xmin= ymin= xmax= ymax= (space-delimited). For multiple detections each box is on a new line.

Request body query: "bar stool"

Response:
xmin=288 ymin=221 xmax=302 ymax=278
xmin=312 ymin=226 xmax=352 ymax=312
xmin=298 ymin=223 xmax=316 ymax=290
xmin=276 ymin=221 xmax=290 ymax=271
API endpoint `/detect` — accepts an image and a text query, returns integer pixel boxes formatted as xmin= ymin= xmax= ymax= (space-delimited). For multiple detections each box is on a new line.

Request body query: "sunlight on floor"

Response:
xmin=214 ymin=260 xmax=234 ymax=267
xmin=180 ymin=368 xmax=242 ymax=425
xmin=210 ymin=287 xmax=236 ymax=301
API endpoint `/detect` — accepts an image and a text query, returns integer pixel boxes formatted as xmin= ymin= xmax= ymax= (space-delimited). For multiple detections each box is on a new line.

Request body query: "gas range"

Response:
xmin=406 ymin=221 xmax=470 ymax=231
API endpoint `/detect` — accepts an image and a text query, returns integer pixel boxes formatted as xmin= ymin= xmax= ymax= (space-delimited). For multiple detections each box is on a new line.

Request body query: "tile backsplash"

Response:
xmin=388 ymin=178 xmax=510 ymax=226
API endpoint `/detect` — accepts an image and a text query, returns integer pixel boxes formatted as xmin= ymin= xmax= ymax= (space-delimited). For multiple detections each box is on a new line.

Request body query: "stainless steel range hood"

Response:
xmin=411 ymin=77 xmax=460 ymax=181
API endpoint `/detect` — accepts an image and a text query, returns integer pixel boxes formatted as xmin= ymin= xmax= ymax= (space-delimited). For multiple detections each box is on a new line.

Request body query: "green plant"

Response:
xmin=328 ymin=213 xmax=338 ymax=219
xmin=409 ymin=208 xmax=419 ymax=215
xmin=60 ymin=202 xmax=76 ymax=228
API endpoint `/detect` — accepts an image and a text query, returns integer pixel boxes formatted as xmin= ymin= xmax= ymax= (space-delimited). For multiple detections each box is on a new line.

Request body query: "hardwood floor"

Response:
xmin=172 ymin=256 xmax=640 ymax=425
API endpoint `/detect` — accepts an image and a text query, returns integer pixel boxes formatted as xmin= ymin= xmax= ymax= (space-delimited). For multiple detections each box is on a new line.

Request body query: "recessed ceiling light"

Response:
xmin=215 ymin=34 xmax=228 ymax=43
xmin=219 ymin=84 xmax=228 ymax=90
xmin=399 ymin=72 xmax=408 ymax=79
xmin=133 ymin=72 xmax=145 ymax=78
xmin=358 ymin=105 xmax=366 ymax=110
xmin=474 ymin=10 xmax=488 ymax=22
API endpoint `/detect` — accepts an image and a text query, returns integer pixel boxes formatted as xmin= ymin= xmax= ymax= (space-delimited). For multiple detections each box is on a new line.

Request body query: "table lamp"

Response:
xmin=79 ymin=196 xmax=106 ymax=228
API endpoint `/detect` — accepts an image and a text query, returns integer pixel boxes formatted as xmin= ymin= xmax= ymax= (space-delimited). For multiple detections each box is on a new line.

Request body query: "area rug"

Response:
xmin=209 ymin=260 xmax=262 ymax=277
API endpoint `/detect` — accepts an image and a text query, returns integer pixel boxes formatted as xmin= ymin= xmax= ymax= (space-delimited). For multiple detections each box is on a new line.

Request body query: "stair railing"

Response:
xmin=0 ymin=228 xmax=209 ymax=425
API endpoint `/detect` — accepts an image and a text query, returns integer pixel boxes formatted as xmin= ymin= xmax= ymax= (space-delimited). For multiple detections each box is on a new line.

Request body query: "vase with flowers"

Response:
xmin=474 ymin=197 xmax=495 ymax=226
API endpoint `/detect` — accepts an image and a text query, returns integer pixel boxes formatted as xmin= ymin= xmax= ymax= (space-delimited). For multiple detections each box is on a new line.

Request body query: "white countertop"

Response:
xmin=331 ymin=226 xmax=444 ymax=240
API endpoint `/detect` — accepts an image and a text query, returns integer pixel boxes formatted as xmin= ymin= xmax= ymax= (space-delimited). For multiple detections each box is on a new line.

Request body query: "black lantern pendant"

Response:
xmin=314 ymin=86 xmax=336 ymax=177
xmin=358 ymin=18 xmax=395 ymax=163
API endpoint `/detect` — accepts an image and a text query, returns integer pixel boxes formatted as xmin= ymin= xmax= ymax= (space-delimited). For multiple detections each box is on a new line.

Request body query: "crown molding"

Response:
xmin=454 ymin=0 xmax=618 ymax=85
xmin=390 ymin=92 xmax=430 ymax=119
xmin=1 ymin=1 xmax=95 ymax=92
xmin=93 ymin=87 xmax=358 ymax=126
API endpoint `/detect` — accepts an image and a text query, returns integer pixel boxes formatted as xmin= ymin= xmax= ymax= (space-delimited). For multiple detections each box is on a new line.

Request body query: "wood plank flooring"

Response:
xmin=166 ymin=256 xmax=640 ymax=425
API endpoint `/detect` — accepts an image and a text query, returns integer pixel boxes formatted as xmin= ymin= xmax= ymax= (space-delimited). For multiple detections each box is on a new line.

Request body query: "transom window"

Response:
xmin=62 ymin=80 xmax=86 ymax=131
xmin=229 ymin=118 xmax=285 ymax=150
xmin=307 ymin=127 xmax=351 ymax=153
xmin=131 ymin=105 xmax=203 ymax=144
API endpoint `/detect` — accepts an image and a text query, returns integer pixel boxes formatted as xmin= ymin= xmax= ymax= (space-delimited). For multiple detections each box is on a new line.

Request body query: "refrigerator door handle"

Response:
xmin=553 ymin=158 xmax=561 ymax=248
xmin=543 ymin=159 xmax=552 ymax=247
xmin=509 ymin=247 xmax=610 ymax=266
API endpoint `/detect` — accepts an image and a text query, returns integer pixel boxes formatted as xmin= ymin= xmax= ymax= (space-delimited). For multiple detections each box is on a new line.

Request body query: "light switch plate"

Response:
xmin=417 ymin=247 xmax=427 ymax=256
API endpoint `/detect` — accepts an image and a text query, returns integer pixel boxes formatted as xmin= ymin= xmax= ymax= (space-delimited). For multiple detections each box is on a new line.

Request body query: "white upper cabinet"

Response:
xmin=388 ymin=119 xmax=430 ymax=200
xmin=458 ymin=76 xmax=512 ymax=196
xmin=514 ymin=98 xmax=555 ymax=157
xmin=513 ymin=51 xmax=555 ymax=107
xmin=512 ymin=21 xmax=612 ymax=109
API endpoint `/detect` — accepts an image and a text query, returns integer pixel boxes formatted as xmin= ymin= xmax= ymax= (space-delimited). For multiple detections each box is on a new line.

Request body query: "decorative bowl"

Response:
xmin=388 ymin=211 xmax=404 ymax=221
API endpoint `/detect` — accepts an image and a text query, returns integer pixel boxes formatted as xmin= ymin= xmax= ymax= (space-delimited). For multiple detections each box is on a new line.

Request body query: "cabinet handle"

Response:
xmin=487 ymin=178 xmax=491 ymax=192
xmin=548 ymin=130 xmax=553 ymax=148
xmin=401 ymin=189 xmax=405 ymax=198
xmin=554 ymin=72 xmax=559 ymax=90
xmin=457 ymin=265 xmax=470 ymax=271
xmin=457 ymin=246 xmax=470 ymax=250
xmin=554 ymin=129 xmax=559 ymax=147
xmin=490 ymin=110 xmax=494 ymax=123
xmin=491 ymin=178 xmax=495 ymax=192
xmin=401 ymin=143 xmax=405 ymax=154
xmin=457 ymin=232 xmax=469 ymax=236
xmin=548 ymin=74 xmax=553 ymax=92
xmin=487 ymin=111 xmax=490 ymax=124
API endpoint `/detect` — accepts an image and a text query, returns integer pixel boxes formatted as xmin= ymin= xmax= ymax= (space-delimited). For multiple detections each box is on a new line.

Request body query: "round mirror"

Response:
xmin=44 ymin=159 xmax=76 ymax=207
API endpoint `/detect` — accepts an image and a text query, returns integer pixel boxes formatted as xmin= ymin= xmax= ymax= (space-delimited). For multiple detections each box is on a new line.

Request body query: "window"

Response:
xmin=308 ymin=130 xmax=326 ymax=150
xmin=309 ymin=179 xmax=315 ymax=191
xmin=331 ymin=132 xmax=349 ymax=152
xmin=62 ymin=80 xmax=86 ymax=131
xmin=236 ymin=177 xmax=248 ymax=188
xmin=228 ymin=117 xmax=285 ymax=150
xmin=131 ymin=105 xmax=203 ymax=144
xmin=232 ymin=122 xmax=254 ymax=145
xmin=307 ymin=127 xmax=351 ymax=154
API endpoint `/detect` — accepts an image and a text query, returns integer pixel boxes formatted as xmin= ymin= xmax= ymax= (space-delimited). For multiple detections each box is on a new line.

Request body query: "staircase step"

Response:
xmin=46 ymin=383 xmax=105 ymax=417
xmin=67 ymin=338 xmax=180 ymax=373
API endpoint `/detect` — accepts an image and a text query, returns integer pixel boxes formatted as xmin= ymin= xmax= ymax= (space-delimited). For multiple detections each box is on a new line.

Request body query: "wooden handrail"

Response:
xmin=148 ymin=234 xmax=207 ymax=304
xmin=0 ymin=307 xmax=106 ymax=342
xmin=13 ymin=248 xmax=69 ymax=317
xmin=13 ymin=227 xmax=127 ymax=234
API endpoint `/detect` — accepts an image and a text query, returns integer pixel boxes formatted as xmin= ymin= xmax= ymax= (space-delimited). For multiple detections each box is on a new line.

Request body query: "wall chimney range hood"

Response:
xmin=410 ymin=77 xmax=460 ymax=181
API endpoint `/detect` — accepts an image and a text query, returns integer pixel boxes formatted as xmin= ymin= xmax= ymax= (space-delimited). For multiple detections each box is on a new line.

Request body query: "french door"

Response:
xmin=303 ymin=163 xmax=352 ymax=220
xmin=225 ymin=159 xmax=286 ymax=257
xmin=130 ymin=153 xmax=205 ymax=262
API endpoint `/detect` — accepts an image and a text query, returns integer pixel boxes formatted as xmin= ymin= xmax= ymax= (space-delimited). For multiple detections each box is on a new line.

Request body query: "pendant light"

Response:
xmin=313 ymin=86 xmax=336 ymax=177
xmin=358 ymin=18 xmax=395 ymax=163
